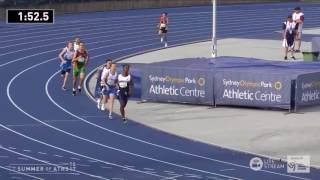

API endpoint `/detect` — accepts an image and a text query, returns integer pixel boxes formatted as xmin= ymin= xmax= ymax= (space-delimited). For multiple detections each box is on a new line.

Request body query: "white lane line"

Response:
xmin=0 ymin=8 xmax=291 ymax=36
xmin=3 ymin=10 xmax=317 ymax=51
xmin=70 ymin=157 xmax=81 ymax=161
xmin=160 ymin=175 xmax=183 ymax=180
xmin=53 ymin=154 xmax=63 ymax=158
xmin=101 ymin=166 xmax=112 ymax=169
xmin=81 ymin=115 xmax=105 ymax=118
xmin=185 ymin=174 xmax=202 ymax=179
xmin=0 ymin=15 xmax=202 ymax=45
xmin=8 ymin=147 xmax=16 ymax=150
xmin=88 ymin=160 xmax=99 ymax=163
xmin=17 ymin=157 xmax=29 ymax=161
xmin=10 ymin=177 xmax=22 ymax=180
xmin=122 ymin=168 xmax=136 ymax=172
xmin=3 ymin=54 xmax=167 ymax=179
xmin=143 ymin=168 xmax=155 ymax=171
xmin=0 ymin=165 xmax=44 ymax=180
xmin=0 ymin=25 xmax=211 ymax=67
xmin=0 ymin=17 xmax=208 ymax=45
xmin=0 ymin=11 xmax=212 ymax=35
xmin=22 ymin=149 xmax=31 ymax=153
xmin=2 ymin=6 xmax=320 ymax=37
xmin=206 ymin=176 xmax=223 ymax=180
xmin=144 ymin=171 xmax=156 ymax=174
xmin=0 ymin=125 xmax=167 ymax=179
xmin=77 ymin=164 xmax=91 ymax=167
xmin=0 ymin=13 xmax=212 ymax=39
xmin=37 ymin=152 xmax=47 ymax=155
xmin=1 ymin=14 xmax=311 ymax=51
xmin=4 ymin=121 xmax=79 ymax=129
xmin=0 ymin=146 xmax=112 ymax=180
xmin=219 ymin=169 xmax=236 ymax=172
xmin=123 ymin=165 xmax=135 ymax=168
xmin=164 ymin=170 xmax=176 ymax=174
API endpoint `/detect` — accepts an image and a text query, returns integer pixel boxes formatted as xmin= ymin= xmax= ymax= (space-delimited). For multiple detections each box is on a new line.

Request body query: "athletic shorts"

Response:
xmin=283 ymin=34 xmax=295 ymax=48
xmin=160 ymin=27 xmax=167 ymax=34
xmin=73 ymin=64 xmax=85 ymax=77
xmin=60 ymin=60 xmax=72 ymax=75
xmin=105 ymin=86 xmax=117 ymax=97
xmin=118 ymin=89 xmax=129 ymax=107
xmin=100 ymin=85 xmax=109 ymax=96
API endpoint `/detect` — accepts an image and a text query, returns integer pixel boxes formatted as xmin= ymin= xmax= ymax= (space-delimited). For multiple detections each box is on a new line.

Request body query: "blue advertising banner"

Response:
xmin=295 ymin=72 xmax=320 ymax=108
xmin=312 ymin=37 xmax=320 ymax=52
xmin=214 ymin=71 xmax=292 ymax=109
xmin=141 ymin=67 xmax=214 ymax=105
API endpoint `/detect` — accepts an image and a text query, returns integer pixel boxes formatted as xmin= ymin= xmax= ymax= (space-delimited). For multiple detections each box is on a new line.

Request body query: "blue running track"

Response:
xmin=0 ymin=2 xmax=320 ymax=180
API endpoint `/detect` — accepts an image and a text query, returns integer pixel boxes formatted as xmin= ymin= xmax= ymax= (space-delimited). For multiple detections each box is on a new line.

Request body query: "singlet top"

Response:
xmin=100 ymin=67 xmax=110 ymax=86
xmin=74 ymin=42 xmax=80 ymax=51
xmin=75 ymin=50 xmax=87 ymax=64
xmin=292 ymin=12 xmax=304 ymax=32
xmin=159 ymin=16 xmax=168 ymax=28
xmin=63 ymin=47 xmax=75 ymax=61
xmin=118 ymin=74 xmax=131 ymax=89
xmin=107 ymin=71 xmax=118 ymax=86
xmin=282 ymin=21 xmax=297 ymax=35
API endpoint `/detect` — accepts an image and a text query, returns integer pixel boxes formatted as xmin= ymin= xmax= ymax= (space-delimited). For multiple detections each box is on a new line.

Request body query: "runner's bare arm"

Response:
xmin=72 ymin=51 xmax=78 ymax=63
xmin=58 ymin=48 xmax=67 ymax=63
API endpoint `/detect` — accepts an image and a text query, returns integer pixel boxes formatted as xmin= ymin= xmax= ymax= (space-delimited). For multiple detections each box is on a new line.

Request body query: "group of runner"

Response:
xmin=58 ymin=38 xmax=133 ymax=123
xmin=58 ymin=37 xmax=89 ymax=96
xmin=57 ymin=12 xmax=168 ymax=122
xmin=282 ymin=6 xmax=304 ymax=60
xmin=95 ymin=59 xmax=134 ymax=123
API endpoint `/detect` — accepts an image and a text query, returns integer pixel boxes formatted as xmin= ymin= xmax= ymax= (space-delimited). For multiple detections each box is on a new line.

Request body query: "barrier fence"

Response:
xmin=140 ymin=66 xmax=320 ymax=110
xmin=295 ymin=72 xmax=320 ymax=109
xmin=141 ymin=67 xmax=214 ymax=105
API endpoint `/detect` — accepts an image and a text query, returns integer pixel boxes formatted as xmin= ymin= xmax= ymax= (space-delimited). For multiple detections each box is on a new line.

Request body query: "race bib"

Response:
xmin=78 ymin=56 xmax=85 ymax=63
xmin=119 ymin=82 xmax=128 ymax=88
xmin=64 ymin=53 xmax=73 ymax=60
xmin=160 ymin=23 xmax=166 ymax=28
xmin=107 ymin=80 xmax=115 ymax=86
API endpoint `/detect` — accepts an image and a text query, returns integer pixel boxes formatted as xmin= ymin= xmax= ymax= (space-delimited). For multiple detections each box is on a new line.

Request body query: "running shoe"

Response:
xmin=165 ymin=43 xmax=168 ymax=48
xmin=295 ymin=50 xmax=301 ymax=53
xmin=284 ymin=56 xmax=288 ymax=60
xmin=108 ymin=114 xmax=113 ymax=120
xmin=62 ymin=86 xmax=67 ymax=91
xmin=101 ymin=105 xmax=105 ymax=111
xmin=78 ymin=87 xmax=81 ymax=93
xmin=291 ymin=56 xmax=296 ymax=60
xmin=72 ymin=90 xmax=76 ymax=96
xmin=122 ymin=117 xmax=127 ymax=123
